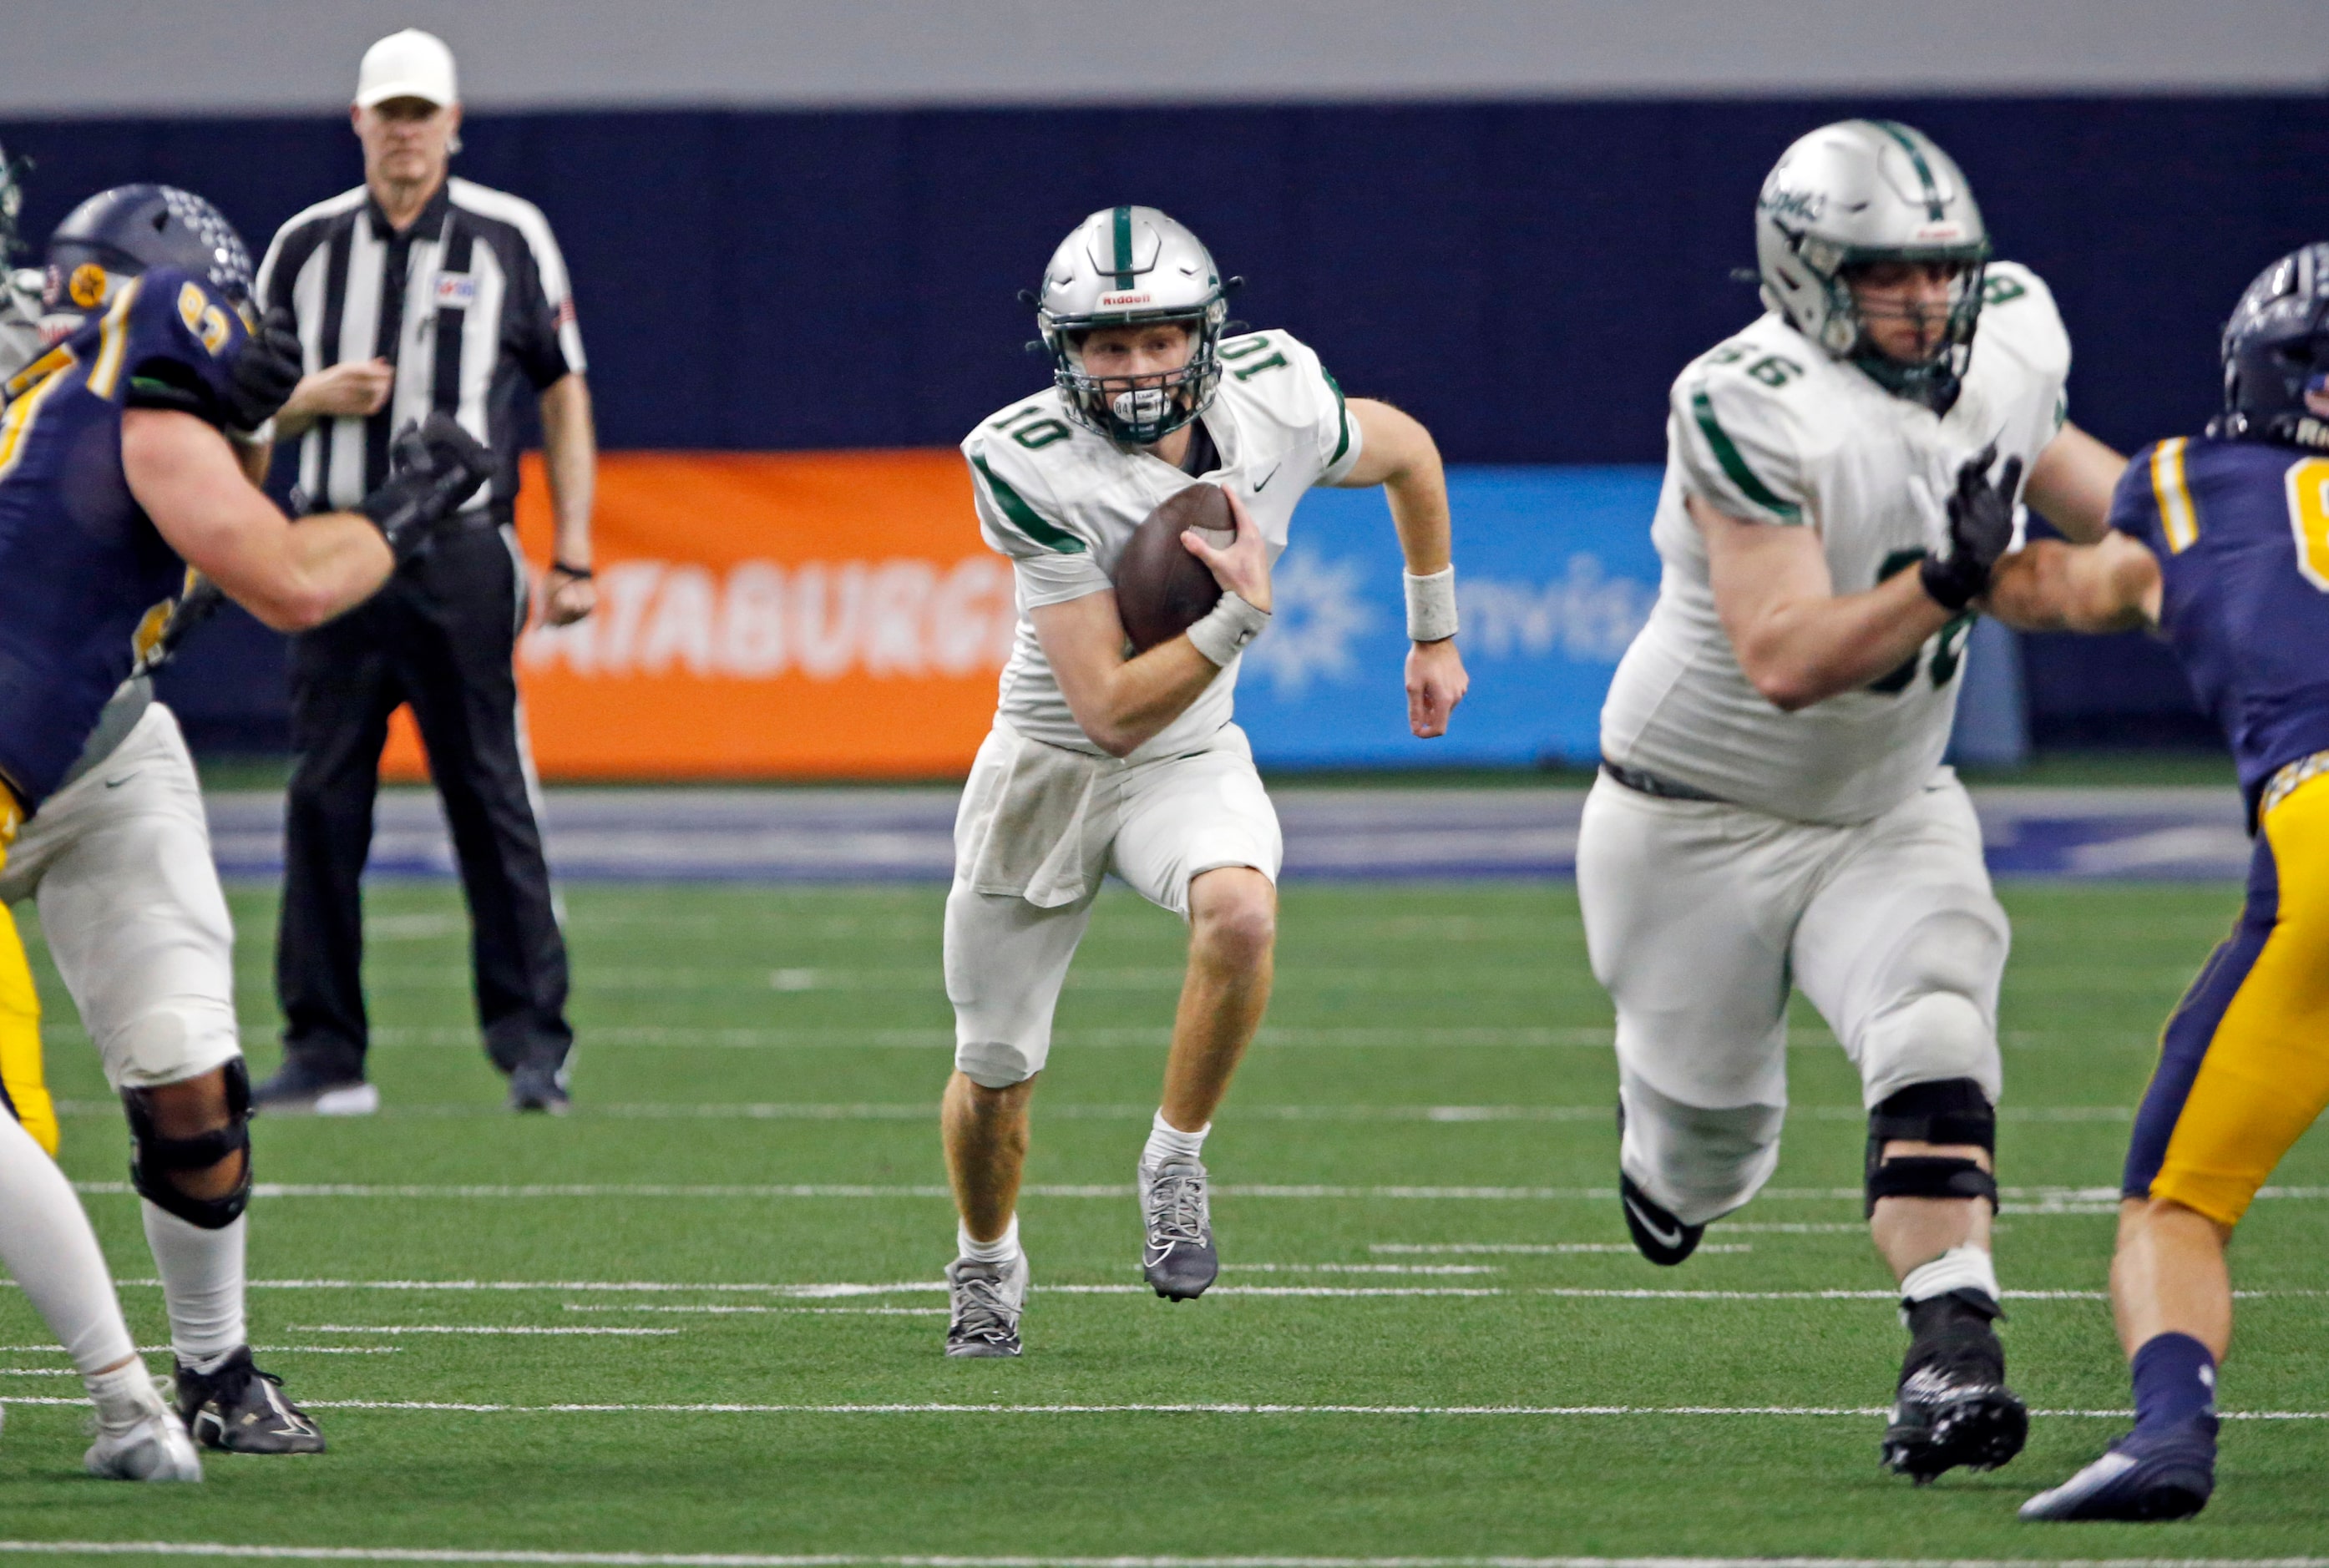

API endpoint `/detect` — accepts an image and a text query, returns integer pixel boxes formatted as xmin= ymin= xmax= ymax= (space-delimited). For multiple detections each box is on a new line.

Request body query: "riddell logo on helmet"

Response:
xmin=1100 ymin=291 xmax=1153 ymax=307
xmin=1914 ymin=224 xmax=1965 ymax=243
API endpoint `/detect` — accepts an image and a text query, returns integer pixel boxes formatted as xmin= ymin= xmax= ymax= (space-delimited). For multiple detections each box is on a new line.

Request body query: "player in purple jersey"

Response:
xmin=1988 ymin=243 xmax=2329 ymax=1521
xmin=0 ymin=182 xmax=490 ymax=1478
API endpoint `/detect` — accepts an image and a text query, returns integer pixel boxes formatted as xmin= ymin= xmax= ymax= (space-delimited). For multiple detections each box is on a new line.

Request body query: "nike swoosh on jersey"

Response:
xmin=1253 ymin=464 xmax=1282 ymax=492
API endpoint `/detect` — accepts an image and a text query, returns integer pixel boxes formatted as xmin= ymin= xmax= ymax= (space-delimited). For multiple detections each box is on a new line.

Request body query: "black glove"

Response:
xmin=357 ymin=412 xmax=495 ymax=558
xmin=220 ymin=305 xmax=303 ymax=432
xmin=1920 ymin=444 xmax=2024 ymax=610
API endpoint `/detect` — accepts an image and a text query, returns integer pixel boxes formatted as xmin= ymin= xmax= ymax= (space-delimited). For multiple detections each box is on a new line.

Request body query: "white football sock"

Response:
xmin=83 ymin=1358 xmax=167 ymax=1434
xmin=1143 ymin=1109 xmax=1209 ymax=1167
xmin=958 ymin=1214 xmax=1020 ymax=1265
xmin=142 ymin=1201 xmax=246 ymax=1367
xmin=1900 ymin=1242 xmax=2000 ymax=1306
xmin=0 ymin=1114 xmax=137 ymax=1375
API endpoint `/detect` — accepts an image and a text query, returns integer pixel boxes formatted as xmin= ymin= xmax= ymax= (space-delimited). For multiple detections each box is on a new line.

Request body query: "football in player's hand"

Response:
xmin=1115 ymin=483 xmax=1236 ymax=653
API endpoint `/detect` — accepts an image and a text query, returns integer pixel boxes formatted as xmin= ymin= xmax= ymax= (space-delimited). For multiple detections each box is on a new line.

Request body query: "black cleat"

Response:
xmin=2020 ymin=1418 xmax=2216 ymax=1521
xmin=508 ymin=1056 xmax=571 ymax=1114
xmin=1139 ymin=1153 xmax=1219 ymax=1299
xmin=1881 ymin=1290 xmax=2027 ymax=1482
xmin=1618 ymin=1173 xmax=1704 ymax=1266
xmin=175 ymin=1347 xmax=327 ymax=1454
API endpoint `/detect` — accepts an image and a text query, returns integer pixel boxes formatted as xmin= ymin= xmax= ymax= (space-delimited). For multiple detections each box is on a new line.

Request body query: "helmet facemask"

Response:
xmin=1778 ymin=227 xmax=1988 ymax=412
xmin=1046 ymin=302 xmax=1226 ymax=447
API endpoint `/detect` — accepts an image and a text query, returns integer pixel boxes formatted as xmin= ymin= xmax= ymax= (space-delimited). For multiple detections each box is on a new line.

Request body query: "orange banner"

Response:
xmin=382 ymin=450 xmax=1009 ymax=781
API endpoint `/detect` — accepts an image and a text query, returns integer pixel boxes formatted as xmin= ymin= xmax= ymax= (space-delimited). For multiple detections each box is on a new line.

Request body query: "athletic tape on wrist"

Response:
xmin=1187 ymin=591 xmax=1270 ymax=667
xmin=1405 ymin=566 xmax=1459 ymax=642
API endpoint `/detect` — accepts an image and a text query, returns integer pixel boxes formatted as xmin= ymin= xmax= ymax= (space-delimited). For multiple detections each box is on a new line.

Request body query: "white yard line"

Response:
xmin=0 ymin=1397 xmax=2321 ymax=1424
xmin=287 ymin=1326 xmax=683 ymax=1338
xmin=1 ymin=1547 xmax=2321 ymax=1568
xmin=562 ymin=1306 xmax=944 ymax=1316
xmin=360 ymin=1025 xmax=1618 ymax=1050
xmin=0 ymin=1345 xmax=399 ymax=1355
xmin=54 ymin=1267 xmax=2310 ymax=1295
xmin=70 ymin=1181 xmax=2326 ymax=1205
xmin=1220 ymin=1264 xmax=1501 ymax=1275
xmin=1370 ymin=1245 xmax=1752 ymax=1256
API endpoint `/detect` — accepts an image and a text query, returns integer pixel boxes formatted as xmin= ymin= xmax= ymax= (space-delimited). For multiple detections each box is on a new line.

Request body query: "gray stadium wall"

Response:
xmin=3 ymin=94 xmax=2321 ymax=755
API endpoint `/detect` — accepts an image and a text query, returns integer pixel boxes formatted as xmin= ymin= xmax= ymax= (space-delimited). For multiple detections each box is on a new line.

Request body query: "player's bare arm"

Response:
xmin=539 ymin=372 xmax=597 ymax=625
xmin=2023 ymin=421 xmax=2128 ymax=544
xmin=1696 ymin=496 xmax=1954 ymax=711
xmin=123 ymin=408 xmax=394 ymax=631
xmin=1032 ymin=489 xmax=1271 ymax=759
xmin=1985 ymin=532 xmax=2160 ymax=632
xmin=1336 ymin=397 xmax=1468 ymax=737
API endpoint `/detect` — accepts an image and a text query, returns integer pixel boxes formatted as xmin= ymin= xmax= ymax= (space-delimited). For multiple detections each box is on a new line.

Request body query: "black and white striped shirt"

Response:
xmin=255 ymin=176 xmax=586 ymax=523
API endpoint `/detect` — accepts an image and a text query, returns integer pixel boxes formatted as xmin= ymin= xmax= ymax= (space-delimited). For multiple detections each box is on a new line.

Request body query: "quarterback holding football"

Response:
xmin=1577 ymin=122 xmax=2126 ymax=1479
xmin=939 ymin=205 xmax=1466 ymax=1357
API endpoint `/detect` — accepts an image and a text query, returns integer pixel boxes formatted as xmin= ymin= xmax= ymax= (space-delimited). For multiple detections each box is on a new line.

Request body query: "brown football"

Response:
xmin=1115 ymin=483 xmax=1235 ymax=653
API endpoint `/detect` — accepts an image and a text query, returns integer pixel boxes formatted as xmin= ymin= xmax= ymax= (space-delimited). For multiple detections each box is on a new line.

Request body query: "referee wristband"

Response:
xmin=1187 ymin=591 xmax=1269 ymax=667
xmin=1405 ymin=566 xmax=1459 ymax=642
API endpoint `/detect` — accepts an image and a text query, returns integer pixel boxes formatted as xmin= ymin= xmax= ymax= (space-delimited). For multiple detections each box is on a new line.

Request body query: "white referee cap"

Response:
xmin=356 ymin=28 xmax=458 ymax=109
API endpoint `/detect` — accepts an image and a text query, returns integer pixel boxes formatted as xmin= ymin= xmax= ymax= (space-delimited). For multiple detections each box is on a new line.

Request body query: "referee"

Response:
xmin=253 ymin=29 xmax=595 ymax=1115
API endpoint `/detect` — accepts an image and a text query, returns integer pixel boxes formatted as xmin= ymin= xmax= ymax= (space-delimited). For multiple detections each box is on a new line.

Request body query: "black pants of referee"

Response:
xmin=276 ymin=524 xmax=572 ymax=1083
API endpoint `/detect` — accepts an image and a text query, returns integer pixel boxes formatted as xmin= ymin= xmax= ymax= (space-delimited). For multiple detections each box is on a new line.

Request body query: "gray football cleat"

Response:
xmin=175 ymin=1347 xmax=327 ymax=1454
xmin=944 ymin=1252 xmax=1027 ymax=1358
xmin=1139 ymin=1153 xmax=1219 ymax=1300
xmin=85 ymin=1407 xmax=203 ymax=1482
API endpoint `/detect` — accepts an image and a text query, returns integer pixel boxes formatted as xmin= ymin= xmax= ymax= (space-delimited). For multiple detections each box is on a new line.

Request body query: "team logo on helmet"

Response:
xmin=68 ymin=262 xmax=108 ymax=310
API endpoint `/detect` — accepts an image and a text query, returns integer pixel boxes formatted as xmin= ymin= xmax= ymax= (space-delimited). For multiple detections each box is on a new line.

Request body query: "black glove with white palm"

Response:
xmin=1920 ymin=444 xmax=2023 ymax=611
xmin=357 ymin=412 xmax=495 ymax=560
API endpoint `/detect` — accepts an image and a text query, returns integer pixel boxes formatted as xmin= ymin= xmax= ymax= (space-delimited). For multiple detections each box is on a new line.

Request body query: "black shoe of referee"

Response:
xmin=507 ymin=1054 xmax=571 ymax=1115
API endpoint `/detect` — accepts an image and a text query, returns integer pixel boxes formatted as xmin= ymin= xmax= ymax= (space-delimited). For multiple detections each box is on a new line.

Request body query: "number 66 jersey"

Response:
xmin=1600 ymin=261 xmax=2069 ymax=825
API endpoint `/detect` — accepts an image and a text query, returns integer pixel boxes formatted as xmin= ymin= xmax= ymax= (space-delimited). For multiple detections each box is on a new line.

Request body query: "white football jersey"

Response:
xmin=1600 ymin=261 xmax=2070 ymax=824
xmin=962 ymin=329 xmax=1362 ymax=759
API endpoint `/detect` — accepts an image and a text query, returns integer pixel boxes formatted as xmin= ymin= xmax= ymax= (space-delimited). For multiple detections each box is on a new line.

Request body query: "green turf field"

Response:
xmin=0 ymin=877 xmax=2321 ymax=1563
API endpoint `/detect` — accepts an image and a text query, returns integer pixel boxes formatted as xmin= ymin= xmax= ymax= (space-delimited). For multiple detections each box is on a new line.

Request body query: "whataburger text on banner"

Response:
xmin=380 ymin=451 xmax=1014 ymax=780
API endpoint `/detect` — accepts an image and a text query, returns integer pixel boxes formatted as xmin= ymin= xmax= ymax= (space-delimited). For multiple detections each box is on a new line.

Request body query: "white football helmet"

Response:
xmin=1754 ymin=119 xmax=1992 ymax=408
xmin=1035 ymin=205 xmax=1230 ymax=446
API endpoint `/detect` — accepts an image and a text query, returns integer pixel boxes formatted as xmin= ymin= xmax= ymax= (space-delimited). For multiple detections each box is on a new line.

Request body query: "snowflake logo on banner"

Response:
xmin=1242 ymin=552 xmax=1378 ymax=695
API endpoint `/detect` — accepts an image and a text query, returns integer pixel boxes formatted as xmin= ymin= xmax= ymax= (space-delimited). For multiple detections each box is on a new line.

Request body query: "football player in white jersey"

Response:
xmin=1577 ymin=121 xmax=2126 ymax=1479
xmin=0 ymin=187 xmax=327 ymax=1455
xmin=939 ymin=205 xmax=1466 ymax=1356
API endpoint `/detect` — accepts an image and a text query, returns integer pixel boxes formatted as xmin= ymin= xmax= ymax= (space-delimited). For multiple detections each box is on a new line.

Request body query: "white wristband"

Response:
xmin=1187 ymin=590 xmax=1269 ymax=667
xmin=1405 ymin=565 xmax=1459 ymax=642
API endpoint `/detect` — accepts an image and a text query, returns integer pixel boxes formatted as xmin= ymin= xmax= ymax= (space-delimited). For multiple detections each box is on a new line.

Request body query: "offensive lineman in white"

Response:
xmin=1578 ymin=123 xmax=2125 ymax=1478
xmin=940 ymin=206 xmax=1466 ymax=1356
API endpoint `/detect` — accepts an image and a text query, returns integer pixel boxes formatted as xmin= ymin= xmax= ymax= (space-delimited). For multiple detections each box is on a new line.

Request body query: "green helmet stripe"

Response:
xmin=971 ymin=451 xmax=1087 ymax=554
xmin=1690 ymin=387 xmax=1801 ymax=521
xmin=1111 ymin=205 xmax=1136 ymax=289
xmin=1867 ymin=120 xmax=1947 ymax=221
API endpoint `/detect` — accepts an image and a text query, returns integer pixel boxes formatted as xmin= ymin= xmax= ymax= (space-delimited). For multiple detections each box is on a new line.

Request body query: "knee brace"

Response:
xmin=124 ymin=1057 xmax=251 ymax=1230
xmin=1866 ymin=1077 xmax=1997 ymax=1216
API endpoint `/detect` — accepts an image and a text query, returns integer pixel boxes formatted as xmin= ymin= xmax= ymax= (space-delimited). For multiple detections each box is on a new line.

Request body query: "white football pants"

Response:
xmin=1577 ymin=769 xmax=2008 ymax=1227
xmin=946 ymin=724 xmax=1282 ymax=1089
